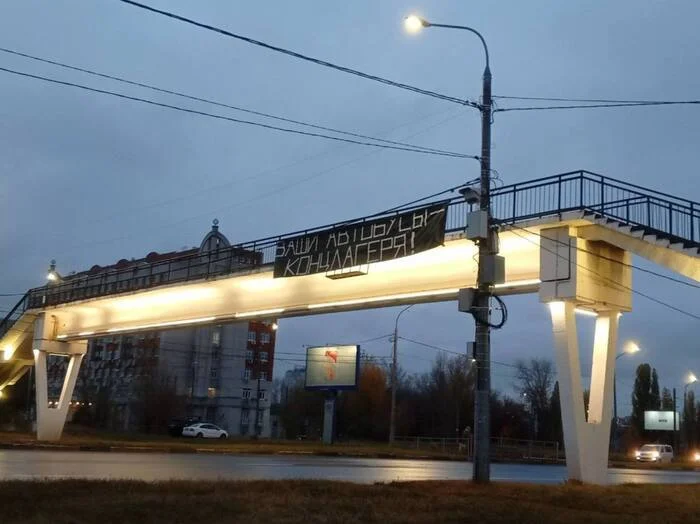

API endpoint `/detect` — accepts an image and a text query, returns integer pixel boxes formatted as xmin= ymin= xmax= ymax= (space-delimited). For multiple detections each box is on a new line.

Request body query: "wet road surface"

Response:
xmin=0 ymin=450 xmax=697 ymax=484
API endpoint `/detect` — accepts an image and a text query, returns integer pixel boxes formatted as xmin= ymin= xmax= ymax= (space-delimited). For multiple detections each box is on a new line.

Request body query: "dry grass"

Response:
xmin=0 ymin=431 xmax=464 ymax=461
xmin=0 ymin=479 xmax=698 ymax=524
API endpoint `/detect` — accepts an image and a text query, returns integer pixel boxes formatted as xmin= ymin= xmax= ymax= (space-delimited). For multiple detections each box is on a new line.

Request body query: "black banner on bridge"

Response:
xmin=273 ymin=204 xmax=448 ymax=278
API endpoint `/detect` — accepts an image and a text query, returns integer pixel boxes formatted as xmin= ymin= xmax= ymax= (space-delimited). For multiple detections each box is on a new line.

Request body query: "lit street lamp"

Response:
xmin=684 ymin=372 xmax=698 ymax=448
xmin=389 ymin=305 xmax=414 ymax=445
xmin=404 ymin=12 xmax=495 ymax=484
xmin=612 ymin=341 xmax=641 ymax=451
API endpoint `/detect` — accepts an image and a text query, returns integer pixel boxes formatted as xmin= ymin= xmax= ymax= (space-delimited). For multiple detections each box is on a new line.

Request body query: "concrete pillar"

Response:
xmin=32 ymin=313 xmax=87 ymax=441
xmin=548 ymin=301 xmax=619 ymax=484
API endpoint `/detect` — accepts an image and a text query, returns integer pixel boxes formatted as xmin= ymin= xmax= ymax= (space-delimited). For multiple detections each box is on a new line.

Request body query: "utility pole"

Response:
xmin=403 ymin=15 xmax=496 ymax=482
xmin=473 ymin=43 xmax=494 ymax=485
xmin=673 ymin=387 xmax=677 ymax=451
xmin=389 ymin=305 xmax=413 ymax=445
xmin=255 ymin=350 xmax=262 ymax=438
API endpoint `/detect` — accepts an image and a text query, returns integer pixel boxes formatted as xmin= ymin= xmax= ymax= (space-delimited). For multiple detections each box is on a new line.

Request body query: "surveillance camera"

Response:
xmin=459 ymin=186 xmax=481 ymax=205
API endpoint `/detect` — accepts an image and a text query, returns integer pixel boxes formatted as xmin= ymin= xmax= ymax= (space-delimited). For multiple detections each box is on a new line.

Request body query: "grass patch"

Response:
xmin=0 ymin=430 xmax=465 ymax=461
xmin=0 ymin=479 xmax=698 ymax=523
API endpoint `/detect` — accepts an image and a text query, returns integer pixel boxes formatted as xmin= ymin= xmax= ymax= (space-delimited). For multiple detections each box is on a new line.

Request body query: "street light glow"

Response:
xmin=687 ymin=372 xmax=698 ymax=385
xmin=623 ymin=341 xmax=641 ymax=355
xmin=404 ymin=15 xmax=428 ymax=34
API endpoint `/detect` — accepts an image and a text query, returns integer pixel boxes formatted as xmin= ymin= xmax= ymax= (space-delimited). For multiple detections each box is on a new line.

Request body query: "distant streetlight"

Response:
xmin=613 ymin=341 xmax=642 ymax=439
xmin=389 ymin=304 xmax=414 ymax=445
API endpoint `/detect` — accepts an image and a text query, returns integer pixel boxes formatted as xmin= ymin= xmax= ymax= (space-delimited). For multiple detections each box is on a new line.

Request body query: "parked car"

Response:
xmin=168 ymin=417 xmax=201 ymax=437
xmin=634 ymin=444 xmax=674 ymax=463
xmin=182 ymin=423 xmax=228 ymax=439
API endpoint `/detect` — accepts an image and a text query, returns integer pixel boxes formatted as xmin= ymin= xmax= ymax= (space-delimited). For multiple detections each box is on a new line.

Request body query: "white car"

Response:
xmin=635 ymin=444 xmax=673 ymax=463
xmin=182 ymin=423 xmax=228 ymax=439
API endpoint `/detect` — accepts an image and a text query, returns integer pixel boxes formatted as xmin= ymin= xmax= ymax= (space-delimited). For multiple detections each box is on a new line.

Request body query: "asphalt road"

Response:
xmin=0 ymin=450 xmax=698 ymax=484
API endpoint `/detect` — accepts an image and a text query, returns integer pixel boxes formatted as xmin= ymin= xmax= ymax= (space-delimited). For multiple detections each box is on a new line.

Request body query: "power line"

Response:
xmin=0 ymin=46 xmax=467 ymax=158
xmin=399 ymin=336 xmax=519 ymax=371
xmin=117 ymin=0 xmax=478 ymax=108
xmin=507 ymin=226 xmax=700 ymax=321
xmin=0 ymin=66 xmax=477 ymax=160
xmin=503 ymin=224 xmax=700 ymax=290
xmin=493 ymin=95 xmax=696 ymax=104
xmin=495 ymin=100 xmax=700 ymax=113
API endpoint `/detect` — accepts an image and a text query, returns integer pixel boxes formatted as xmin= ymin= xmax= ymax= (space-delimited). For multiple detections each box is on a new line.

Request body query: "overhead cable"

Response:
xmin=116 ymin=0 xmax=479 ymax=108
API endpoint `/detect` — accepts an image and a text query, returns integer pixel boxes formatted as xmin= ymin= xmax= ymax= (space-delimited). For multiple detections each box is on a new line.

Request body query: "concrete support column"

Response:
xmin=548 ymin=301 xmax=619 ymax=484
xmin=32 ymin=313 xmax=87 ymax=441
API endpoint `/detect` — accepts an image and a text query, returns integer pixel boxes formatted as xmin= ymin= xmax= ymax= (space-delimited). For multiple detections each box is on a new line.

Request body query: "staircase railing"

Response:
xmin=0 ymin=292 xmax=30 ymax=339
xmin=490 ymin=170 xmax=699 ymax=245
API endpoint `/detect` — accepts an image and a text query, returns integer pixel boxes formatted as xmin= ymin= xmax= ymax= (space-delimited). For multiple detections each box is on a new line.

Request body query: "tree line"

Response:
xmin=278 ymin=355 xmax=700 ymax=452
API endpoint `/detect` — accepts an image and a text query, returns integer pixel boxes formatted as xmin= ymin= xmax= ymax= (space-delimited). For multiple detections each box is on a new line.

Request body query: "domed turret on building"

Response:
xmin=199 ymin=218 xmax=231 ymax=253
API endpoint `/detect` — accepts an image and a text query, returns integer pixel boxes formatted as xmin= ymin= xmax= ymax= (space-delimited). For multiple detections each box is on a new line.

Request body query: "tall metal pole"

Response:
xmin=673 ymin=387 xmax=677 ymax=451
xmin=390 ymin=305 xmax=413 ymax=445
xmin=473 ymin=45 xmax=493 ymax=485
xmin=404 ymin=18 xmax=493 ymax=481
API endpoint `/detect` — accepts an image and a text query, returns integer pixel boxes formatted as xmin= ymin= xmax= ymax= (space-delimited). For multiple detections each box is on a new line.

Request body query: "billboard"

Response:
xmin=644 ymin=411 xmax=680 ymax=431
xmin=273 ymin=203 xmax=448 ymax=278
xmin=305 ymin=345 xmax=360 ymax=391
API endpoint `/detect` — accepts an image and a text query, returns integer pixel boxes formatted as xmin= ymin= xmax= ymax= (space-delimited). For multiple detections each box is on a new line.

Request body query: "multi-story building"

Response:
xmin=46 ymin=221 xmax=277 ymax=437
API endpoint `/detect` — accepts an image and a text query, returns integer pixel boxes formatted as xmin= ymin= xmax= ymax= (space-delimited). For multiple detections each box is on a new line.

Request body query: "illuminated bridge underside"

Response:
xmin=27 ymin=227 xmax=544 ymax=341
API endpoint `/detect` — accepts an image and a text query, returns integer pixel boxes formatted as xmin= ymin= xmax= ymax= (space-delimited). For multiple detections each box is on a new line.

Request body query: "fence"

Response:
xmin=393 ymin=436 xmax=563 ymax=463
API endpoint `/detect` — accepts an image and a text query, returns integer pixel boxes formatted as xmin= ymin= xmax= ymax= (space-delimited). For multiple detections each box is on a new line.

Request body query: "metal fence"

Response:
xmin=393 ymin=435 xmax=563 ymax=462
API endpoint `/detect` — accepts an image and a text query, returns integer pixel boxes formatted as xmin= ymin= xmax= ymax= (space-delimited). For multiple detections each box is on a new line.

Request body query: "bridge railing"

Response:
xmin=4 ymin=170 xmax=698 ymax=314
xmin=490 ymin=170 xmax=699 ymax=245
xmin=0 ymin=292 xmax=29 ymax=340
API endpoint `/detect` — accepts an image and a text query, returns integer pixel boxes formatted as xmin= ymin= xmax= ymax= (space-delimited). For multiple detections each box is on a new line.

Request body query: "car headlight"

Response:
xmin=693 ymin=452 xmax=700 ymax=462
xmin=635 ymin=451 xmax=641 ymax=458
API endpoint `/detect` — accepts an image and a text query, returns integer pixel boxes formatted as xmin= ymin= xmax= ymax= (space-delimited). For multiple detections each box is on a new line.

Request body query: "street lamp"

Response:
xmin=684 ymin=372 xmax=698 ymax=449
xmin=613 ymin=342 xmax=641 ymax=422
xmin=389 ymin=304 xmax=414 ymax=445
xmin=405 ymin=13 xmax=495 ymax=484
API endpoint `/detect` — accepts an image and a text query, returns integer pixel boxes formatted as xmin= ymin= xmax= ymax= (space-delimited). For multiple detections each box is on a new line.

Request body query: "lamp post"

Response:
xmin=683 ymin=373 xmax=698 ymax=450
xmin=389 ymin=304 xmax=414 ymax=445
xmin=612 ymin=341 xmax=640 ymax=451
xmin=404 ymin=14 xmax=495 ymax=483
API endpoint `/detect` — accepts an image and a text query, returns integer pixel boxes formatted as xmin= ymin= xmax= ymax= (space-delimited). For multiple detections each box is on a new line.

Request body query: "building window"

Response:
xmin=207 ymin=387 xmax=217 ymax=398
xmin=241 ymin=410 xmax=250 ymax=424
xmin=243 ymin=368 xmax=251 ymax=381
xmin=210 ymin=368 xmax=218 ymax=379
xmin=259 ymin=371 xmax=268 ymax=381
xmin=258 ymin=390 xmax=267 ymax=400
xmin=259 ymin=351 xmax=269 ymax=363
xmin=212 ymin=329 xmax=221 ymax=346
xmin=246 ymin=350 xmax=253 ymax=362
xmin=247 ymin=331 xmax=256 ymax=344
xmin=211 ymin=349 xmax=219 ymax=360
xmin=242 ymin=388 xmax=251 ymax=399
xmin=260 ymin=332 xmax=271 ymax=344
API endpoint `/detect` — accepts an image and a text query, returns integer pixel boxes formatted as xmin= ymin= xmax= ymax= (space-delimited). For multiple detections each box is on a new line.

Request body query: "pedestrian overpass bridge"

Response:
xmin=1 ymin=170 xmax=698 ymax=484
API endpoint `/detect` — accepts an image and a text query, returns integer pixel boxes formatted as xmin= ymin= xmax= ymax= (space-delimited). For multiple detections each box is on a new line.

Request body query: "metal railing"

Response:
xmin=393 ymin=435 xmax=563 ymax=462
xmin=0 ymin=292 xmax=29 ymax=339
xmin=2 ymin=170 xmax=697 ymax=325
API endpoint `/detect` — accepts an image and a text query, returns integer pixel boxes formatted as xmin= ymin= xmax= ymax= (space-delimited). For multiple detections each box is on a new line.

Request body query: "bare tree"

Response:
xmin=515 ymin=358 xmax=555 ymax=440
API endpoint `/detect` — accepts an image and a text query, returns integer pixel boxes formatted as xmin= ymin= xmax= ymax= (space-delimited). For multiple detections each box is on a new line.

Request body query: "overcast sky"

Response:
xmin=1 ymin=1 xmax=698 ymax=414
